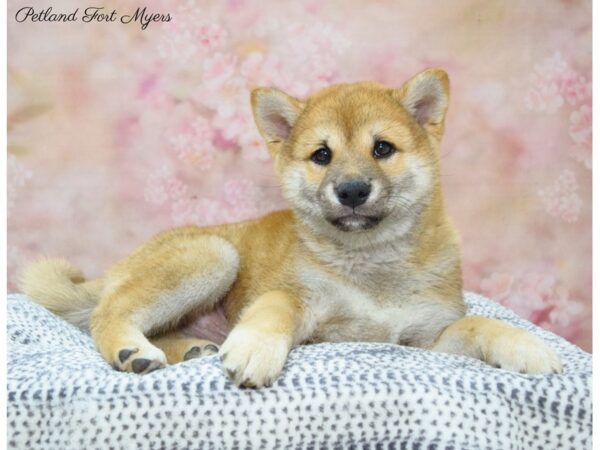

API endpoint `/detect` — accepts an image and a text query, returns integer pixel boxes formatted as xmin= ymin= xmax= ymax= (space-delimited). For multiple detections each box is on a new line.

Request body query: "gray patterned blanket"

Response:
xmin=7 ymin=292 xmax=592 ymax=450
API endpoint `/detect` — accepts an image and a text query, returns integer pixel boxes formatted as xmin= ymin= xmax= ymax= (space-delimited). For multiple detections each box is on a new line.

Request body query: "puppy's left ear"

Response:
xmin=392 ymin=68 xmax=450 ymax=139
xmin=251 ymin=88 xmax=305 ymax=152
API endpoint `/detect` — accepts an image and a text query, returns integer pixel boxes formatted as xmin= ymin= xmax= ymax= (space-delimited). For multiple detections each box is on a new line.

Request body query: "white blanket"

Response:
xmin=7 ymin=292 xmax=592 ymax=449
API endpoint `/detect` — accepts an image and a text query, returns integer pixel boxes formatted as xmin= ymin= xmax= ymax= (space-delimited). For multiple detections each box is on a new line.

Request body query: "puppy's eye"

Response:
xmin=373 ymin=140 xmax=395 ymax=159
xmin=310 ymin=147 xmax=332 ymax=165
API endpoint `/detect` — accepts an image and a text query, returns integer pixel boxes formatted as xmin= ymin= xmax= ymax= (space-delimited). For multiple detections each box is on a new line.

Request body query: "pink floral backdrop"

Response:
xmin=7 ymin=0 xmax=592 ymax=350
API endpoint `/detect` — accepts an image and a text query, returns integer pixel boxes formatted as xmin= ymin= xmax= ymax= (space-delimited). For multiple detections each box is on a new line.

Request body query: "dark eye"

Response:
xmin=373 ymin=140 xmax=395 ymax=159
xmin=310 ymin=147 xmax=332 ymax=165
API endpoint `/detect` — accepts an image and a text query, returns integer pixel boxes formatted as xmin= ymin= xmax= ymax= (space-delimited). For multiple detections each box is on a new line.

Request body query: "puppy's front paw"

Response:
xmin=112 ymin=343 xmax=167 ymax=374
xmin=486 ymin=330 xmax=562 ymax=374
xmin=219 ymin=326 xmax=291 ymax=388
xmin=106 ymin=339 xmax=167 ymax=374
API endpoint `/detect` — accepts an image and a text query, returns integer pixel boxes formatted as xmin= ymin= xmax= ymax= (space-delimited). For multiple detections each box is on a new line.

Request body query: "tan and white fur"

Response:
xmin=19 ymin=68 xmax=562 ymax=387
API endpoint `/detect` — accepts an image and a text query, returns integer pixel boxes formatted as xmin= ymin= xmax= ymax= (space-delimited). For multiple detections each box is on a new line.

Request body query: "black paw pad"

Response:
xmin=132 ymin=358 xmax=152 ymax=374
xmin=119 ymin=348 xmax=138 ymax=363
xmin=145 ymin=364 xmax=162 ymax=374
xmin=203 ymin=344 xmax=219 ymax=355
xmin=184 ymin=346 xmax=202 ymax=361
xmin=241 ymin=378 xmax=257 ymax=389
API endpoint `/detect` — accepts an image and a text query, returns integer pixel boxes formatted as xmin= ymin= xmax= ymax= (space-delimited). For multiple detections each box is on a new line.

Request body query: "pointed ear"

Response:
xmin=392 ymin=68 xmax=450 ymax=138
xmin=251 ymin=88 xmax=305 ymax=145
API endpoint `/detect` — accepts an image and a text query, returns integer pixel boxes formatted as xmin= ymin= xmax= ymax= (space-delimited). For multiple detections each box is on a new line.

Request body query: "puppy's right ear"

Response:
xmin=251 ymin=88 xmax=305 ymax=147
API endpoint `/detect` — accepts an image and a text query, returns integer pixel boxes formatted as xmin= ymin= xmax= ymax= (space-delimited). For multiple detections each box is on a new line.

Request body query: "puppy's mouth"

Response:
xmin=328 ymin=213 xmax=382 ymax=232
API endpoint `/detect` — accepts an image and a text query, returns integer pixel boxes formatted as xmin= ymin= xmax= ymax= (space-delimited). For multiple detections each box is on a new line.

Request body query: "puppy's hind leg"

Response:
xmin=92 ymin=232 xmax=239 ymax=374
xmin=150 ymin=331 xmax=220 ymax=365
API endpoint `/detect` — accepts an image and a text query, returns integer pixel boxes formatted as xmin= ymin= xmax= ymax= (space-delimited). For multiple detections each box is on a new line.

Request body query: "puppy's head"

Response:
xmin=251 ymin=69 xmax=449 ymax=239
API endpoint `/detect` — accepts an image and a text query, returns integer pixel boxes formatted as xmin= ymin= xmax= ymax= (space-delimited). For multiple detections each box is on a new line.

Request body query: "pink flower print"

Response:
xmin=482 ymin=270 xmax=585 ymax=339
xmin=211 ymin=129 xmax=238 ymax=150
xmin=188 ymin=117 xmax=214 ymax=142
xmin=499 ymin=272 xmax=556 ymax=323
xmin=224 ymin=179 xmax=258 ymax=207
xmin=217 ymin=84 xmax=248 ymax=119
xmin=177 ymin=147 xmax=215 ymax=170
xmin=479 ymin=272 xmax=514 ymax=301
xmin=560 ymin=72 xmax=591 ymax=106
xmin=197 ymin=24 xmax=228 ymax=50
xmin=194 ymin=198 xmax=227 ymax=225
xmin=8 ymin=245 xmax=30 ymax=290
xmin=168 ymin=118 xmax=216 ymax=169
xmin=226 ymin=0 xmax=245 ymax=11
xmin=538 ymin=170 xmax=582 ymax=223
xmin=304 ymin=22 xmax=350 ymax=56
xmin=518 ymin=272 xmax=556 ymax=301
xmin=546 ymin=287 xmax=585 ymax=329
xmin=500 ymin=291 xmax=549 ymax=324
xmin=213 ymin=108 xmax=254 ymax=144
xmin=170 ymin=198 xmax=198 ymax=226
xmin=8 ymin=154 xmax=32 ymax=192
xmin=569 ymin=143 xmax=592 ymax=170
xmin=157 ymin=23 xmax=198 ymax=63
xmin=525 ymin=74 xmax=564 ymax=113
xmin=143 ymin=168 xmax=188 ymax=205
xmin=524 ymin=52 xmax=581 ymax=113
xmin=493 ymin=271 xmax=584 ymax=339
xmin=240 ymin=52 xmax=267 ymax=83
xmin=164 ymin=177 xmax=188 ymax=200
xmin=8 ymin=155 xmax=32 ymax=214
xmin=223 ymin=178 xmax=264 ymax=220
xmin=136 ymin=73 xmax=159 ymax=99
xmin=240 ymin=51 xmax=282 ymax=86
xmin=239 ymin=128 xmax=270 ymax=162
xmin=533 ymin=51 xmax=570 ymax=80
xmin=320 ymin=25 xmax=350 ymax=55
xmin=194 ymin=76 xmax=247 ymax=118
xmin=273 ymin=69 xmax=312 ymax=98
xmin=144 ymin=176 xmax=169 ymax=206
xmin=169 ymin=134 xmax=190 ymax=153
xmin=537 ymin=286 xmax=585 ymax=340
xmin=202 ymin=52 xmax=238 ymax=88
xmin=568 ymin=104 xmax=592 ymax=169
xmin=170 ymin=198 xmax=224 ymax=227
xmin=569 ymin=104 xmax=592 ymax=147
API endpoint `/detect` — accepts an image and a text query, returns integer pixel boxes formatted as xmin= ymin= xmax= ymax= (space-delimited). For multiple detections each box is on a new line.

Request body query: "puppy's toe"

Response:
xmin=118 ymin=348 xmax=138 ymax=363
xmin=184 ymin=343 xmax=219 ymax=361
xmin=202 ymin=343 xmax=220 ymax=355
xmin=488 ymin=331 xmax=562 ymax=375
xmin=219 ymin=326 xmax=289 ymax=388
xmin=112 ymin=342 xmax=167 ymax=374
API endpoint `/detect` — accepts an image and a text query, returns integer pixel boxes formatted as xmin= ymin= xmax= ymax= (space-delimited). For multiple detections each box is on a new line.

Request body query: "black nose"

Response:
xmin=335 ymin=181 xmax=371 ymax=207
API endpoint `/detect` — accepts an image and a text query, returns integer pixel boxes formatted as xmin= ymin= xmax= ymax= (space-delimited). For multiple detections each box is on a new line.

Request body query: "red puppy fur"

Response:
xmin=19 ymin=69 xmax=561 ymax=387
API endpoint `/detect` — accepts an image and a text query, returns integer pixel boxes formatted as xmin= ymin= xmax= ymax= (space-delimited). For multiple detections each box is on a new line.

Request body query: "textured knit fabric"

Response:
xmin=7 ymin=292 xmax=592 ymax=450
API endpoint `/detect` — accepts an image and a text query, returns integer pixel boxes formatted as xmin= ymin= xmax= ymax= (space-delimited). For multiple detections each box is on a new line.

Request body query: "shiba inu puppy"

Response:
xmin=19 ymin=68 xmax=562 ymax=387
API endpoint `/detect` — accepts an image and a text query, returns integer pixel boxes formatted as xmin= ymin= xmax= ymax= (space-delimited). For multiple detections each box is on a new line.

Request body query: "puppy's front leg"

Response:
xmin=219 ymin=290 xmax=303 ymax=388
xmin=432 ymin=316 xmax=562 ymax=374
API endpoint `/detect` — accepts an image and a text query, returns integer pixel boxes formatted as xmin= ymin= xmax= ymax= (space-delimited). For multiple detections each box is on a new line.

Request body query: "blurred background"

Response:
xmin=7 ymin=0 xmax=592 ymax=350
